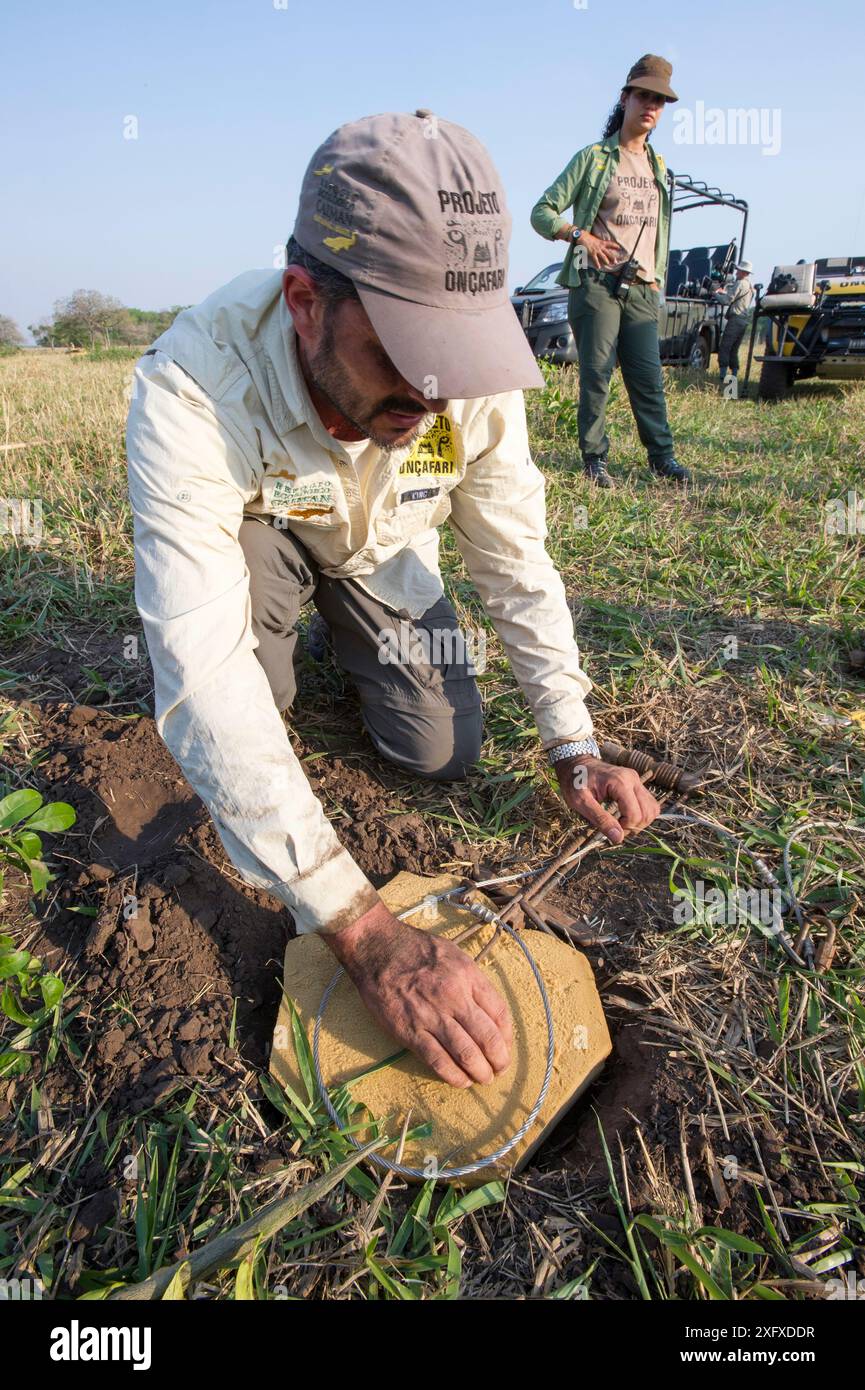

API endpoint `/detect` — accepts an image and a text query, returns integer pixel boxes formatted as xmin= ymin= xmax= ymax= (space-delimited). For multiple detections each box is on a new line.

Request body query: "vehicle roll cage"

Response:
xmin=669 ymin=173 xmax=749 ymax=263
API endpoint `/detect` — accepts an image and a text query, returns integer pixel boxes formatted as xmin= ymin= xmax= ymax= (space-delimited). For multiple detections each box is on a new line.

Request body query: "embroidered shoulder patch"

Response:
xmin=399 ymin=414 xmax=458 ymax=477
xmin=268 ymin=474 xmax=335 ymax=518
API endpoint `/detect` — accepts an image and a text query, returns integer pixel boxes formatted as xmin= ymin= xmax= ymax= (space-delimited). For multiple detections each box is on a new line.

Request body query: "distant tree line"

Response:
xmin=0 ymin=314 xmax=25 ymax=348
xmin=17 ymin=291 xmax=187 ymax=349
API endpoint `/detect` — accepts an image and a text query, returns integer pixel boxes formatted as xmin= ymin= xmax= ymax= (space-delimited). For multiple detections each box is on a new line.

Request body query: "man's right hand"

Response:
xmin=325 ymin=900 xmax=513 ymax=1088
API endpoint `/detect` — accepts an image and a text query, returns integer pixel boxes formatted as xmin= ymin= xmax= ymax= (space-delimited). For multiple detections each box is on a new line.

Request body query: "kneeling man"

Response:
xmin=126 ymin=110 xmax=660 ymax=1089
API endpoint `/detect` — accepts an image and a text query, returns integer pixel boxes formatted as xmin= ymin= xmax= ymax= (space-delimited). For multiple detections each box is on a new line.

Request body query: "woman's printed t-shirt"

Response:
xmin=590 ymin=143 xmax=659 ymax=283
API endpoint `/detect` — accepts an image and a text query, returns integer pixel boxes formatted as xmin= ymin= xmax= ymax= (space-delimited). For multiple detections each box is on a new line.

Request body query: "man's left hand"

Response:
xmin=555 ymin=755 xmax=661 ymax=844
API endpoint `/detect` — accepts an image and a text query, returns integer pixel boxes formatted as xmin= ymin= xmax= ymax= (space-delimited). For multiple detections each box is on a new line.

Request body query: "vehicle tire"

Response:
xmin=758 ymin=360 xmax=794 ymax=400
xmin=688 ymin=334 xmax=710 ymax=370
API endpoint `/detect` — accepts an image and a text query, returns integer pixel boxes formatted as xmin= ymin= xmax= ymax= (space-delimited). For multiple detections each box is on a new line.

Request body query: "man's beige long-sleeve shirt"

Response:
xmin=717 ymin=275 xmax=755 ymax=322
xmin=125 ymin=270 xmax=593 ymax=935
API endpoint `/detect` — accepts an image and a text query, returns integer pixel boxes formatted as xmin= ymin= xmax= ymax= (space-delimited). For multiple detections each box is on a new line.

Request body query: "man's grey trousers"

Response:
xmin=238 ymin=516 xmax=483 ymax=781
xmin=718 ymin=316 xmax=749 ymax=378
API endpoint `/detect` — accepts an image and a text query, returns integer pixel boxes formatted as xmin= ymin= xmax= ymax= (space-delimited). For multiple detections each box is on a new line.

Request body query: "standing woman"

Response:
xmin=531 ymin=55 xmax=689 ymax=487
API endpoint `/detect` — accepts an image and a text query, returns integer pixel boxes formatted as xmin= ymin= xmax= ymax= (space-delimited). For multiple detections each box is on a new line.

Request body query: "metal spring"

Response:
xmin=615 ymin=747 xmax=657 ymax=777
xmin=600 ymin=741 xmax=701 ymax=792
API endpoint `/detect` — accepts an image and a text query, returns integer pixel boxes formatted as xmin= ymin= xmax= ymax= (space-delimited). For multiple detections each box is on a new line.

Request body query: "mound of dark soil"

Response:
xmin=8 ymin=700 xmax=673 ymax=1153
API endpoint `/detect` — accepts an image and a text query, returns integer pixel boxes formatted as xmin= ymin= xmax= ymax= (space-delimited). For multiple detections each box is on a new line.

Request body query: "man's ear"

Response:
xmin=282 ymin=267 xmax=326 ymax=344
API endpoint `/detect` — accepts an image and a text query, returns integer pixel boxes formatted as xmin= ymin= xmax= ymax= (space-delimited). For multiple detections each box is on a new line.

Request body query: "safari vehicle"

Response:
xmin=512 ymin=173 xmax=749 ymax=371
xmin=743 ymin=256 xmax=865 ymax=400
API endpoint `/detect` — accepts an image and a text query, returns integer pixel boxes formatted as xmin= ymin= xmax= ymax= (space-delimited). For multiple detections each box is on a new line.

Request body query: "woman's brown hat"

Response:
xmin=624 ymin=54 xmax=678 ymax=102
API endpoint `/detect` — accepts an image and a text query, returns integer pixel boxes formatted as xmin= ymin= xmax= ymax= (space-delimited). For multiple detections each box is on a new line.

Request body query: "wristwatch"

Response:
xmin=570 ymin=227 xmax=584 ymax=243
xmin=547 ymin=736 xmax=601 ymax=765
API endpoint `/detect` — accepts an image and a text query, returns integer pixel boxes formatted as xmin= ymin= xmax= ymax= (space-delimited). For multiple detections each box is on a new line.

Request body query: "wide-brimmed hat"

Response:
xmin=737 ymin=259 xmax=753 ymax=273
xmin=291 ymin=110 xmax=543 ymax=400
xmin=624 ymin=54 xmax=678 ymax=102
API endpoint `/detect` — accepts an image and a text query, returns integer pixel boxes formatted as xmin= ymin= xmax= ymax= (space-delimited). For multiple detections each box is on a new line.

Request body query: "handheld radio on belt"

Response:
xmin=614 ymin=218 xmax=649 ymax=302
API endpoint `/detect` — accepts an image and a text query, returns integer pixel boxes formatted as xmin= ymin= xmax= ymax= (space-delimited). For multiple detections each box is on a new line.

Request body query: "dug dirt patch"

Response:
xmin=7 ymin=699 xmax=674 ymax=1187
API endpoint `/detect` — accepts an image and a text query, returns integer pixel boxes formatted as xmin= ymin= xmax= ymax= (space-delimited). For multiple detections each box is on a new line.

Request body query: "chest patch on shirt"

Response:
xmin=269 ymin=473 xmax=335 ymax=519
xmin=399 ymin=415 xmax=457 ymax=477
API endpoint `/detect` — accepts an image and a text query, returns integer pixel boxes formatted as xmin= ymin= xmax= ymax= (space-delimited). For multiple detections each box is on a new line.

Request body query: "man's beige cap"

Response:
xmin=625 ymin=54 xmax=678 ymax=102
xmin=291 ymin=110 xmax=543 ymax=400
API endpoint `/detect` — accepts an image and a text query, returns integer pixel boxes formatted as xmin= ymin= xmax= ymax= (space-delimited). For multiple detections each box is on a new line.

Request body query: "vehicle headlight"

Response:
xmin=534 ymin=300 xmax=569 ymax=325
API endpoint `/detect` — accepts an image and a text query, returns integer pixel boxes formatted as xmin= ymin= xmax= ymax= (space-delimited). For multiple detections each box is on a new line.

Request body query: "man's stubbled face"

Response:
xmin=305 ymin=297 xmax=449 ymax=451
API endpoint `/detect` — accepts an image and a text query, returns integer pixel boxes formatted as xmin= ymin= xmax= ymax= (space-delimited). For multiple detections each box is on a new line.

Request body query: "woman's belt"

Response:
xmin=586 ymin=266 xmax=656 ymax=290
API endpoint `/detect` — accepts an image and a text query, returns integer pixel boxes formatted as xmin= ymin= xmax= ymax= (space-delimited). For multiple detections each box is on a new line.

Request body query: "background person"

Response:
xmin=530 ymin=55 xmax=689 ymax=488
xmin=713 ymin=259 xmax=755 ymax=389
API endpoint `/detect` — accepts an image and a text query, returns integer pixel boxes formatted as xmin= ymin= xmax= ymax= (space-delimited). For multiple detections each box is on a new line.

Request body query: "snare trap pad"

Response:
xmin=270 ymin=872 xmax=612 ymax=1185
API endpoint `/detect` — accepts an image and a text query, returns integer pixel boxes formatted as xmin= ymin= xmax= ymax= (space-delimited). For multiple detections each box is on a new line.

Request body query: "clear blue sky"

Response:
xmin=3 ymin=0 xmax=864 ymax=339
